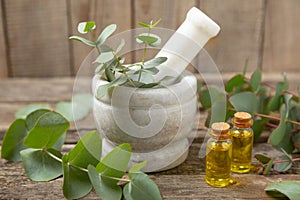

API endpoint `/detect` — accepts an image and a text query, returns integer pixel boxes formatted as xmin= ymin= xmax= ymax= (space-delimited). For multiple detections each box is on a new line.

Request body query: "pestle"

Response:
xmin=153 ymin=7 xmax=221 ymax=83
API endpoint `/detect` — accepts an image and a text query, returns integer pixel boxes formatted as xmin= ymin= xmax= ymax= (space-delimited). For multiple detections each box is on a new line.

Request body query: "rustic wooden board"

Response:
xmin=0 ymin=0 xmax=8 ymax=77
xmin=69 ymin=0 xmax=132 ymax=74
xmin=4 ymin=0 xmax=71 ymax=77
xmin=0 ymin=142 xmax=299 ymax=199
xmin=263 ymin=0 xmax=300 ymax=72
xmin=198 ymin=0 xmax=266 ymax=73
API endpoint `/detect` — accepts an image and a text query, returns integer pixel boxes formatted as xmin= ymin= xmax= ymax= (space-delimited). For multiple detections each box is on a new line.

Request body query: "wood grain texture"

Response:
xmin=69 ymin=0 xmax=132 ymax=74
xmin=198 ymin=0 xmax=265 ymax=73
xmin=4 ymin=0 xmax=71 ymax=77
xmin=263 ymin=0 xmax=300 ymax=72
xmin=0 ymin=0 xmax=8 ymax=78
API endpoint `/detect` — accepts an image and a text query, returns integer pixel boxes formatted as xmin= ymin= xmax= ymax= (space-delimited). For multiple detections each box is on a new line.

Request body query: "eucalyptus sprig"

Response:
xmin=1 ymin=109 xmax=162 ymax=200
xmin=69 ymin=20 xmax=167 ymax=98
xmin=198 ymin=64 xmax=300 ymax=154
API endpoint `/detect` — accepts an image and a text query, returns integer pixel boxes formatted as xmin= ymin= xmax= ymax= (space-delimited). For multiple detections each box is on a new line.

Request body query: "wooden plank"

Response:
xmin=4 ymin=0 xmax=71 ymax=77
xmin=69 ymin=0 xmax=132 ymax=74
xmin=198 ymin=0 xmax=265 ymax=73
xmin=263 ymin=0 xmax=300 ymax=72
xmin=0 ymin=142 xmax=299 ymax=199
xmin=0 ymin=0 xmax=8 ymax=77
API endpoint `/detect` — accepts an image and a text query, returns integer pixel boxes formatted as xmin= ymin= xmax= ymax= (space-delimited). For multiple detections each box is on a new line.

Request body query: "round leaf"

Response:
xmin=265 ymin=181 xmax=300 ymax=200
xmin=96 ymin=24 xmax=117 ymax=46
xmin=229 ymin=91 xmax=257 ymax=115
xmin=225 ymin=74 xmax=244 ymax=92
xmin=250 ymin=68 xmax=262 ymax=93
xmin=78 ymin=21 xmax=96 ymax=34
xmin=15 ymin=104 xmax=50 ymax=119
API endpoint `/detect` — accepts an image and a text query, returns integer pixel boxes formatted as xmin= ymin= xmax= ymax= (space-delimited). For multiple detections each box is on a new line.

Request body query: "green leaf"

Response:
xmin=129 ymin=161 xmax=147 ymax=179
xmin=139 ymin=82 xmax=160 ymax=88
xmin=138 ymin=22 xmax=151 ymax=28
xmin=150 ymin=18 xmax=162 ymax=28
xmin=99 ymin=44 xmax=113 ymax=52
xmin=269 ymin=94 xmax=292 ymax=147
xmin=242 ymin=59 xmax=248 ymax=76
xmin=69 ymin=36 xmax=96 ymax=47
xmin=254 ymin=154 xmax=271 ymax=164
xmin=265 ymin=181 xmax=300 ymax=200
xmin=1 ymin=119 xmax=28 ymax=162
xmin=268 ymin=81 xmax=289 ymax=111
xmin=95 ymin=51 xmax=114 ymax=64
xmin=23 ymin=111 xmax=69 ymax=149
xmin=273 ymin=155 xmax=292 ymax=172
xmin=15 ymin=104 xmax=50 ymax=119
xmin=78 ymin=21 xmax=96 ymax=34
xmin=229 ymin=91 xmax=257 ymax=115
xmin=68 ymin=130 xmax=101 ymax=168
xmin=209 ymin=100 xmax=227 ymax=126
xmin=250 ymin=68 xmax=262 ymax=93
xmin=96 ymin=143 xmax=131 ymax=185
xmin=123 ymin=172 xmax=162 ymax=200
xmin=252 ymin=119 xmax=265 ymax=141
xmin=62 ymin=154 xmax=92 ymax=199
xmin=116 ymin=39 xmax=125 ymax=53
xmin=20 ymin=148 xmax=62 ymax=181
xmin=225 ymin=74 xmax=244 ymax=92
xmin=96 ymin=24 xmax=117 ymax=46
xmin=25 ymin=109 xmax=51 ymax=130
xmin=143 ymin=57 xmax=167 ymax=68
xmin=55 ymin=93 xmax=93 ymax=122
xmin=88 ymin=165 xmax=122 ymax=200
xmin=263 ymin=158 xmax=274 ymax=175
xmin=136 ymin=34 xmax=161 ymax=46
xmin=199 ymin=86 xmax=226 ymax=109
xmin=95 ymin=63 xmax=106 ymax=74
xmin=96 ymin=77 xmax=127 ymax=99
xmin=52 ymin=133 xmax=66 ymax=151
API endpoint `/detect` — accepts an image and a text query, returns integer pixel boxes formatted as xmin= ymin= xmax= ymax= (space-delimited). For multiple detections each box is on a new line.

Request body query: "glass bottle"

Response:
xmin=205 ymin=122 xmax=232 ymax=187
xmin=231 ymin=112 xmax=254 ymax=173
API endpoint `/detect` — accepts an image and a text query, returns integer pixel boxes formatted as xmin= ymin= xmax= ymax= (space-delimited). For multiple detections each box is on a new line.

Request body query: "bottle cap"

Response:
xmin=210 ymin=122 xmax=230 ymax=140
xmin=233 ymin=112 xmax=253 ymax=128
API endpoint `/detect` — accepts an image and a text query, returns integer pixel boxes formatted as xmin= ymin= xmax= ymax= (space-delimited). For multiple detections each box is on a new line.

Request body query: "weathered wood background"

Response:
xmin=0 ymin=0 xmax=299 ymax=76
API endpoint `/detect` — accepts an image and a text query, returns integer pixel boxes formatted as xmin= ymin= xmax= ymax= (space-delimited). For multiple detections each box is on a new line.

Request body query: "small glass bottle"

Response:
xmin=231 ymin=112 xmax=254 ymax=173
xmin=205 ymin=122 xmax=232 ymax=187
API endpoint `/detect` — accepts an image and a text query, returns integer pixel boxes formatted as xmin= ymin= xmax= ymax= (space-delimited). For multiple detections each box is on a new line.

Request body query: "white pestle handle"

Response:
xmin=153 ymin=7 xmax=220 ymax=82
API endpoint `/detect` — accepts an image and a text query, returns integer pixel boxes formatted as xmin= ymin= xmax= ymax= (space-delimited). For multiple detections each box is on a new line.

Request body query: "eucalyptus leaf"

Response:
xmin=225 ymin=74 xmax=244 ymax=92
xmin=116 ymin=39 xmax=125 ymax=53
xmin=97 ymin=77 xmax=127 ymax=99
xmin=138 ymin=22 xmax=151 ymax=28
xmin=62 ymin=154 xmax=92 ymax=200
xmin=151 ymin=19 xmax=162 ymax=28
xmin=88 ymin=165 xmax=122 ymax=200
xmin=15 ymin=104 xmax=50 ymax=119
xmin=129 ymin=161 xmax=147 ymax=178
xmin=20 ymin=148 xmax=62 ymax=181
xmin=209 ymin=100 xmax=227 ymax=126
xmin=123 ymin=172 xmax=162 ymax=200
xmin=229 ymin=91 xmax=257 ymax=115
xmin=25 ymin=109 xmax=51 ymax=130
xmin=1 ymin=119 xmax=28 ymax=162
xmin=143 ymin=57 xmax=167 ymax=69
xmin=95 ymin=51 xmax=114 ymax=64
xmin=199 ymin=87 xmax=226 ymax=109
xmin=78 ymin=21 xmax=96 ymax=34
xmin=96 ymin=24 xmax=117 ymax=46
xmin=254 ymin=154 xmax=271 ymax=164
xmin=69 ymin=36 xmax=96 ymax=47
xmin=99 ymin=44 xmax=113 ymax=52
xmin=273 ymin=155 xmax=292 ymax=172
xmin=250 ymin=68 xmax=261 ymax=93
xmin=136 ymin=34 xmax=160 ymax=46
xmin=96 ymin=143 xmax=131 ymax=185
xmin=139 ymin=82 xmax=160 ymax=88
xmin=263 ymin=158 xmax=274 ymax=175
xmin=95 ymin=63 xmax=106 ymax=74
xmin=252 ymin=119 xmax=265 ymax=141
xmin=23 ymin=111 xmax=69 ymax=149
xmin=265 ymin=181 xmax=300 ymax=200
xmin=67 ymin=130 xmax=101 ymax=168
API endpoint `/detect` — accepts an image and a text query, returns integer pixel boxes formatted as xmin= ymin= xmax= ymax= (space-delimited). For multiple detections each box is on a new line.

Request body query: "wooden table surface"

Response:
xmin=0 ymin=78 xmax=299 ymax=199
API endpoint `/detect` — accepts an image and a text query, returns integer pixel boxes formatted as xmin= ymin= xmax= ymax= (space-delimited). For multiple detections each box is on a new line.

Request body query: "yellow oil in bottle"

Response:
xmin=231 ymin=112 xmax=254 ymax=173
xmin=205 ymin=122 xmax=232 ymax=188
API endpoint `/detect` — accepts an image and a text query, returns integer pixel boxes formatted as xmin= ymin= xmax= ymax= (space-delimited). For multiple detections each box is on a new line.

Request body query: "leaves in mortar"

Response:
xmin=77 ymin=21 xmax=96 ymax=34
xmin=269 ymin=94 xmax=292 ymax=147
xmin=229 ymin=91 xmax=257 ymax=115
xmin=225 ymin=74 xmax=244 ymax=92
xmin=20 ymin=148 xmax=62 ymax=181
xmin=96 ymin=143 xmax=131 ymax=185
xmin=1 ymin=119 xmax=28 ymax=162
xmin=136 ymin=34 xmax=161 ymax=47
xmin=23 ymin=111 xmax=69 ymax=149
xmin=62 ymin=154 xmax=92 ymax=199
xmin=88 ymin=165 xmax=122 ymax=200
xmin=250 ymin=68 xmax=262 ymax=93
xmin=69 ymin=36 xmax=96 ymax=47
xmin=123 ymin=172 xmax=162 ymax=200
xmin=116 ymin=39 xmax=125 ymax=54
xmin=55 ymin=93 xmax=93 ymax=122
xmin=97 ymin=76 xmax=127 ymax=99
xmin=96 ymin=24 xmax=117 ymax=46
xmin=265 ymin=181 xmax=300 ymax=200
xmin=62 ymin=131 xmax=101 ymax=199
xmin=255 ymin=154 xmax=271 ymax=164
xmin=143 ymin=57 xmax=167 ymax=68
xmin=15 ymin=104 xmax=50 ymax=119
xmin=95 ymin=51 xmax=114 ymax=64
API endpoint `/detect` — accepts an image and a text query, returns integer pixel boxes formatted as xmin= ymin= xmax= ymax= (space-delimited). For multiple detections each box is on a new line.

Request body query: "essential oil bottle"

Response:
xmin=231 ymin=112 xmax=254 ymax=173
xmin=205 ymin=122 xmax=232 ymax=187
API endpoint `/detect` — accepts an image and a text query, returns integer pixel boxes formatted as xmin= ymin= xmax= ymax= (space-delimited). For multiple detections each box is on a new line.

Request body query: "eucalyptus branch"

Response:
xmin=255 ymin=112 xmax=300 ymax=127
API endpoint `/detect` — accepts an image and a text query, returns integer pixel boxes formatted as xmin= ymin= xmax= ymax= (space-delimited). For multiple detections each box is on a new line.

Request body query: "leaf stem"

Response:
xmin=254 ymin=112 xmax=300 ymax=126
xmin=45 ymin=150 xmax=62 ymax=163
